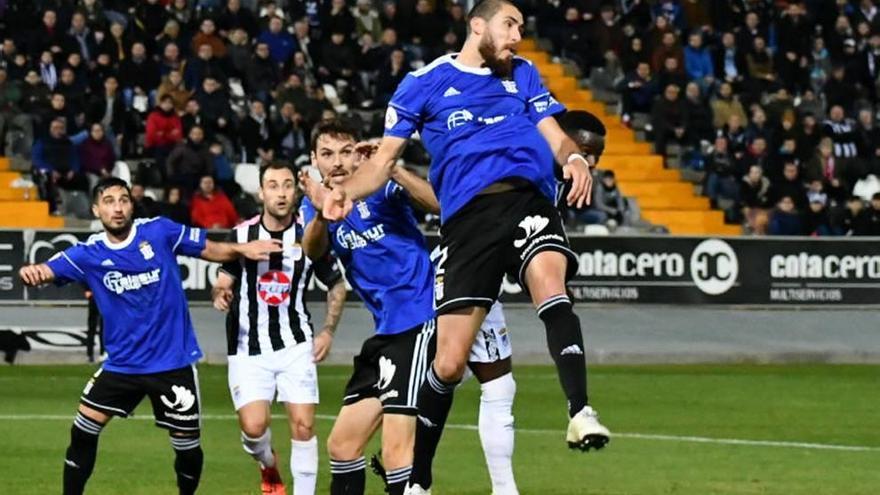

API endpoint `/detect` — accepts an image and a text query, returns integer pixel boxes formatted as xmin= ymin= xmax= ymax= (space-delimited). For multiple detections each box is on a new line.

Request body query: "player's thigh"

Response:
xmin=435 ymin=308 xmax=486 ymax=381
xmin=434 ymin=196 xmax=507 ymax=315
xmin=284 ymin=402 xmax=316 ymax=441
xmin=275 ymin=342 xmax=319 ymax=409
xmin=145 ymin=364 xmax=202 ymax=434
xmin=374 ymin=322 xmax=436 ymax=415
xmin=381 ymin=414 xmax=416 ymax=470
xmin=79 ymin=367 xmax=144 ymax=421
xmin=327 ymin=399 xmax=383 ymax=459
xmin=227 ymin=354 xmax=278 ymax=412
xmin=237 ymin=400 xmax=272 ymax=438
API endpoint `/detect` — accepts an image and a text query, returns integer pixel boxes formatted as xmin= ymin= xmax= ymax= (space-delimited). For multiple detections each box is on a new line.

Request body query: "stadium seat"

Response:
xmin=235 ymin=163 xmax=261 ymax=195
xmin=112 ymin=161 xmax=132 ymax=185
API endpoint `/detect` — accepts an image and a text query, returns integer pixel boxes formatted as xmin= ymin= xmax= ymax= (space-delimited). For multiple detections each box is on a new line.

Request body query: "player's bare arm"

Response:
xmin=299 ymin=172 xmax=333 ymax=260
xmin=19 ymin=263 xmax=56 ymax=286
xmin=537 ymin=117 xmax=595 ymax=208
xmin=211 ymin=271 xmax=235 ymax=312
xmin=323 ymin=136 xmax=409 ymax=220
xmin=313 ymin=278 xmax=347 ymax=362
xmin=391 ymin=165 xmax=440 ymax=214
xmin=200 ymin=238 xmax=282 ymax=262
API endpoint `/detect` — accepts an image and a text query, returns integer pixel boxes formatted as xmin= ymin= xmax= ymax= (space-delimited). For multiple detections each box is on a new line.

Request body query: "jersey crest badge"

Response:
xmin=502 ymin=79 xmax=518 ymax=94
xmin=139 ymin=241 xmax=155 ymax=260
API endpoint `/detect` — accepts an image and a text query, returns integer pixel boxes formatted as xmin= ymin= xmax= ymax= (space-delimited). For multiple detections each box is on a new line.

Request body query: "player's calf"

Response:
xmin=288 ymin=407 xmax=317 ymax=495
xmin=328 ymin=432 xmax=367 ymax=495
xmin=63 ymin=411 xmax=106 ymax=495
xmin=169 ymin=432 xmax=203 ymax=495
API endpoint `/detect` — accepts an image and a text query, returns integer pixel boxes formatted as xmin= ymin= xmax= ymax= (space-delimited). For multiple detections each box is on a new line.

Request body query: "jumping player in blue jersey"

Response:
xmin=19 ymin=177 xmax=281 ymax=495
xmin=319 ymin=1 xmax=611 ymax=492
xmin=298 ymin=120 xmax=441 ymax=495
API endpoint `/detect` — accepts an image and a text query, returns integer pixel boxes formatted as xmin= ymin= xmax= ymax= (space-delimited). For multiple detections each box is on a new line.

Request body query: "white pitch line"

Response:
xmin=1 ymin=414 xmax=877 ymax=453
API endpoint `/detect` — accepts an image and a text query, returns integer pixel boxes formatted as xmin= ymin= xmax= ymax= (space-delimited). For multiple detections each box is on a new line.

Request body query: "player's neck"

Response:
xmin=262 ymin=212 xmax=293 ymax=232
xmin=104 ymin=225 xmax=132 ymax=244
xmin=456 ymin=42 xmax=486 ymax=68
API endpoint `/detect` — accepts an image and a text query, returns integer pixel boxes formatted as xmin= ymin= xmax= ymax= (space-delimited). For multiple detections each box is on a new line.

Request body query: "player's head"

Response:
xmin=467 ymin=0 xmax=522 ymax=77
xmin=310 ymin=119 xmax=360 ymax=187
xmin=259 ymin=162 xmax=297 ymax=220
xmin=557 ymin=110 xmax=606 ymax=164
xmin=91 ymin=177 xmax=134 ymax=237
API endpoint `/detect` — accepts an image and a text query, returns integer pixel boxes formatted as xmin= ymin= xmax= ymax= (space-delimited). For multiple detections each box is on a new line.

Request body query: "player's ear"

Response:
xmin=469 ymin=16 xmax=486 ymax=36
xmin=91 ymin=202 xmax=99 ymax=219
xmin=257 ymin=186 xmax=264 ymax=203
xmin=310 ymin=150 xmax=317 ymax=167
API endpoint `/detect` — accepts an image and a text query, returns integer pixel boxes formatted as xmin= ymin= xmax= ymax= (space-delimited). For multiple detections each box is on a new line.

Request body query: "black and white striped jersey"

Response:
xmin=221 ymin=215 xmax=343 ymax=356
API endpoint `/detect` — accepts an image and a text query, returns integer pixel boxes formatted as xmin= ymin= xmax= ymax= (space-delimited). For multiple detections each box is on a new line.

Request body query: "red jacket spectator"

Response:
xmin=145 ymin=97 xmax=183 ymax=149
xmin=190 ymin=175 xmax=239 ymax=228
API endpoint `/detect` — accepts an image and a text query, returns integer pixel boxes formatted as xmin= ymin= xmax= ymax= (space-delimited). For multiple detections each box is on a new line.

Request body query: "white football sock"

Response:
xmin=479 ymin=373 xmax=519 ymax=495
xmin=291 ymin=436 xmax=318 ymax=495
xmin=241 ymin=428 xmax=275 ymax=468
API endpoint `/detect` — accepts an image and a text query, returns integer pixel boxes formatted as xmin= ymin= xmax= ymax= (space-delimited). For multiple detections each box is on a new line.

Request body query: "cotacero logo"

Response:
xmin=689 ymin=239 xmax=738 ymax=295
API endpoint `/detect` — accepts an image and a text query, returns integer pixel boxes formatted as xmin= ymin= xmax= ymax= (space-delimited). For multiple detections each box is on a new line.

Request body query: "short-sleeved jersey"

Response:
xmin=301 ymin=182 xmax=435 ymax=335
xmin=384 ymin=54 xmax=566 ymax=223
xmin=46 ymin=217 xmax=206 ymax=374
xmin=220 ymin=215 xmax=343 ymax=356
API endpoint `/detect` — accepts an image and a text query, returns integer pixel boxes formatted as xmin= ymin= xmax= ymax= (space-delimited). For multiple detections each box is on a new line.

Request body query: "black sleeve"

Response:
xmin=312 ymin=251 xmax=344 ymax=287
xmin=219 ymin=229 xmax=242 ymax=279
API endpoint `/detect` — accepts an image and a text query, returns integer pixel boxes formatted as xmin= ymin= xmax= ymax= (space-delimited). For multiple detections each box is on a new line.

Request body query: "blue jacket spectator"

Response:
xmin=257 ymin=17 xmax=298 ymax=65
xmin=684 ymin=32 xmax=714 ymax=82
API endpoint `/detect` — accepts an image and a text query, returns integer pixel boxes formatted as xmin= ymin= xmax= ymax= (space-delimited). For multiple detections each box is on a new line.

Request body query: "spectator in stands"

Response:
xmin=131 ymin=182 xmax=159 ymax=219
xmin=226 ymin=29 xmax=252 ymax=79
xmin=159 ymin=42 xmax=187 ymax=77
xmin=167 ymin=125 xmax=214 ymax=193
xmin=192 ymin=18 xmax=228 ymax=59
xmin=87 ymin=77 xmax=127 ymax=156
xmin=66 ymin=11 xmax=98 ymax=65
xmin=705 ymin=134 xmax=739 ymax=207
xmin=376 ymin=48 xmax=407 ymax=106
xmin=683 ymin=31 xmax=714 ymax=93
xmin=41 ymin=92 xmax=81 ymax=138
xmin=824 ymin=65 xmax=856 ymax=111
xmin=592 ymin=170 xmax=628 ymax=228
xmin=651 ymin=31 xmax=684 ymax=76
xmin=713 ymin=31 xmax=747 ymax=88
xmin=145 ymin=95 xmax=184 ymax=172
xmin=120 ymin=42 xmax=160 ymax=111
xmin=190 ymin=174 xmax=239 ymax=228
xmin=853 ymin=192 xmax=880 ymax=235
xmin=619 ymin=61 xmax=658 ymax=124
xmin=841 ymin=195 xmax=869 ymax=235
xmin=724 ymin=113 xmax=748 ymax=161
xmin=651 ymin=83 xmax=686 ymax=155
xmin=0 ymin=68 xmax=32 ymax=157
xmin=655 ymin=55 xmax=688 ymax=94
xmin=20 ymin=70 xmax=51 ymax=122
xmin=353 ymin=0 xmax=382 ymax=41
xmin=257 ymin=16 xmax=297 ymax=65
xmin=196 ymin=77 xmax=235 ymax=139
xmin=804 ymin=137 xmax=852 ymax=201
xmin=245 ymin=42 xmax=280 ymax=104
xmin=78 ymin=123 xmax=116 ymax=191
xmin=746 ymin=36 xmax=777 ymax=98
xmin=771 ymin=161 xmax=808 ymax=211
xmin=32 ymin=117 xmax=88 ymax=214
xmin=741 ymin=136 xmax=770 ymax=176
xmin=802 ymin=191 xmax=834 ymax=236
xmin=319 ymin=30 xmax=358 ymax=88
xmin=272 ymin=101 xmax=308 ymax=161
xmin=240 ymin=99 xmax=274 ymax=164
xmin=160 ymin=185 xmax=191 ymax=225
xmin=157 ymin=71 xmax=192 ymax=113
xmin=292 ymin=19 xmax=319 ymax=69
xmin=683 ymin=82 xmax=713 ymax=146
xmin=768 ymin=195 xmax=803 ymax=235
xmin=219 ymin=0 xmax=259 ymax=39
xmin=558 ymin=6 xmax=592 ymax=72
xmin=409 ymin=0 xmax=447 ymax=63
xmin=620 ymin=36 xmax=647 ymax=73
xmin=823 ymin=105 xmax=859 ymax=158
xmin=56 ymin=67 xmax=87 ymax=116
xmin=185 ymin=43 xmax=228 ymax=90
xmin=745 ymin=106 xmax=773 ymax=144
xmin=796 ymin=112 xmax=822 ymax=162
xmin=739 ymin=164 xmax=772 ymax=232
xmin=210 ymin=141 xmax=236 ymax=194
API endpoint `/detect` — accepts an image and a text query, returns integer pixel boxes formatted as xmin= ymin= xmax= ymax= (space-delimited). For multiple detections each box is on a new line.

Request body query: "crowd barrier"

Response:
xmin=1 ymin=229 xmax=879 ymax=305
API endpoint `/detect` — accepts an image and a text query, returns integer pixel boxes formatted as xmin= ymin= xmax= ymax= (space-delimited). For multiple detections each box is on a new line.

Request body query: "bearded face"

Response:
xmin=478 ymin=24 xmax=515 ymax=77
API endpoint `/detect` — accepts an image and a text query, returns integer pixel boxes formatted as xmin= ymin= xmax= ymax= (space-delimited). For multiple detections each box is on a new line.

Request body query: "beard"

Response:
xmin=102 ymin=216 xmax=133 ymax=238
xmin=479 ymin=34 xmax=513 ymax=78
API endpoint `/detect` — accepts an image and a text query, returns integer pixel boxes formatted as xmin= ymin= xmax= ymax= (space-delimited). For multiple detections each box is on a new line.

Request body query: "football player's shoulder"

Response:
xmin=233 ymin=214 xmax=261 ymax=232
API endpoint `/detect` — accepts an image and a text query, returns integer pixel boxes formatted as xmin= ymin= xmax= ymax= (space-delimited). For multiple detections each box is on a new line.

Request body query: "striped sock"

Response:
xmin=538 ymin=294 xmax=589 ymax=417
xmin=63 ymin=413 xmax=105 ymax=495
xmin=330 ymin=457 xmax=365 ymax=495
xmin=170 ymin=435 xmax=203 ymax=495
xmin=385 ymin=465 xmax=412 ymax=495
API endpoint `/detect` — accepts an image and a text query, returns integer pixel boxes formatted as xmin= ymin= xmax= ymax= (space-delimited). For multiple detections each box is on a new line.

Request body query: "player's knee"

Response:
xmin=327 ymin=430 xmax=363 ymax=460
xmin=433 ymin=354 xmax=467 ymax=382
xmin=381 ymin=434 xmax=414 ymax=469
xmin=291 ymin=417 xmax=314 ymax=441
xmin=239 ymin=416 xmax=269 ymax=439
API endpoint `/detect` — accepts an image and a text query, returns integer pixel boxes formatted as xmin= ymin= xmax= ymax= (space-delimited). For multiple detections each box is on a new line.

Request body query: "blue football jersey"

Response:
xmin=301 ymin=181 xmax=435 ymax=335
xmin=384 ymin=53 xmax=566 ymax=223
xmin=46 ymin=217 xmax=206 ymax=374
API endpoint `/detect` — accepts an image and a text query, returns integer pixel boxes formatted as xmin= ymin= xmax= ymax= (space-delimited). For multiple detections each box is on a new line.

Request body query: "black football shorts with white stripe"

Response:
xmin=220 ymin=215 xmax=343 ymax=409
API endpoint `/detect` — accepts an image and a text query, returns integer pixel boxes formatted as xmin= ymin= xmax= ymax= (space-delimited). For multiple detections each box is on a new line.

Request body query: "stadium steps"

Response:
xmin=0 ymin=157 xmax=63 ymax=228
xmin=518 ymin=39 xmax=739 ymax=236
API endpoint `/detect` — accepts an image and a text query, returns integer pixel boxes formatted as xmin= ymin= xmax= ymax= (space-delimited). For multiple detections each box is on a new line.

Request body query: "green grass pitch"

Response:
xmin=1 ymin=364 xmax=878 ymax=494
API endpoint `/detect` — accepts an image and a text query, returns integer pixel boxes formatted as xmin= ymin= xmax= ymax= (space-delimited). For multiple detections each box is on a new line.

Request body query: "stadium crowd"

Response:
xmin=3 ymin=0 xmax=880 ymax=236
xmin=567 ymin=0 xmax=880 ymax=235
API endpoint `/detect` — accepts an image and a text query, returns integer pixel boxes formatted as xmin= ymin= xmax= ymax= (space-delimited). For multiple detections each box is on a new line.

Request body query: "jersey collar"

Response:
xmin=449 ymin=53 xmax=492 ymax=76
xmin=100 ymin=222 xmax=138 ymax=250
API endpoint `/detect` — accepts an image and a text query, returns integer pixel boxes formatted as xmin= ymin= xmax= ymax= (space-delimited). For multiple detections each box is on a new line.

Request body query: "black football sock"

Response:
xmin=63 ymin=412 xmax=104 ymax=495
xmin=410 ymin=365 xmax=458 ymax=489
xmin=538 ymin=295 xmax=589 ymax=417
xmin=384 ymin=465 xmax=411 ymax=495
xmin=330 ymin=457 xmax=366 ymax=494
xmin=170 ymin=435 xmax=203 ymax=495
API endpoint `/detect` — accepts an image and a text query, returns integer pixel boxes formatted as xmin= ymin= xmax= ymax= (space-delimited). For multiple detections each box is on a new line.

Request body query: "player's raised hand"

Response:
xmin=312 ymin=327 xmax=334 ymax=362
xmin=212 ymin=287 xmax=234 ymax=312
xmin=19 ymin=264 xmax=54 ymax=287
xmin=354 ymin=141 xmax=379 ymax=166
xmin=563 ymin=154 xmax=595 ymax=208
xmin=299 ymin=170 xmax=328 ymax=208
xmin=322 ymin=187 xmax=353 ymax=221
xmin=239 ymin=239 xmax=283 ymax=261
